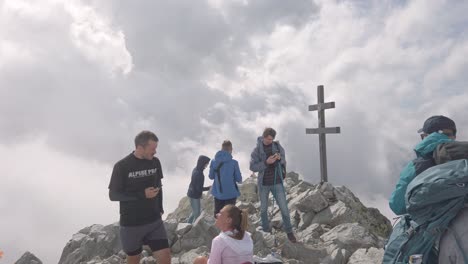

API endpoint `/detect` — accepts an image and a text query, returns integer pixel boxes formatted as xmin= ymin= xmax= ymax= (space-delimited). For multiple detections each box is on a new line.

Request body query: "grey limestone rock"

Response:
xmin=347 ymin=247 xmax=384 ymax=264
xmin=14 ymin=252 xmax=43 ymax=264
xmin=55 ymin=171 xmax=391 ymax=264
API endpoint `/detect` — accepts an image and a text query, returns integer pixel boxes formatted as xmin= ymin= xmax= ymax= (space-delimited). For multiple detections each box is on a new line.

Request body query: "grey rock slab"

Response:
xmin=347 ymin=247 xmax=384 ymax=264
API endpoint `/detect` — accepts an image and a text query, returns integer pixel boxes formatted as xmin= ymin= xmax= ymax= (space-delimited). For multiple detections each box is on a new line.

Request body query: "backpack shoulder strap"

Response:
xmin=412 ymin=156 xmax=435 ymax=176
xmin=215 ymin=162 xmax=224 ymax=193
xmin=215 ymin=161 xmax=224 ymax=172
xmin=273 ymin=142 xmax=286 ymax=182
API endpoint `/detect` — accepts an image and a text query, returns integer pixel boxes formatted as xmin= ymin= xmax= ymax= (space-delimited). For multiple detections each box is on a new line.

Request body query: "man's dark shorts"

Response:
xmin=120 ymin=218 xmax=169 ymax=256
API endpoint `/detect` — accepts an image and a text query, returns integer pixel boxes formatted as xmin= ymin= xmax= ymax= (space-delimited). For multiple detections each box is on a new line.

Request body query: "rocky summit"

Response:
xmin=21 ymin=172 xmax=392 ymax=264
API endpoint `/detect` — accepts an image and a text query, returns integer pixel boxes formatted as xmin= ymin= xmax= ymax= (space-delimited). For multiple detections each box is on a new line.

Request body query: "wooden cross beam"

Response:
xmin=306 ymin=85 xmax=341 ymax=183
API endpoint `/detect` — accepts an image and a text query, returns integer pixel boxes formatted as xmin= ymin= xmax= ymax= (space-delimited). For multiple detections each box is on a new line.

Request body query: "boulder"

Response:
xmin=239 ymin=176 xmax=258 ymax=203
xmin=58 ymin=223 xmax=120 ymax=264
xmin=290 ymin=189 xmax=328 ymax=213
xmin=320 ymin=223 xmax=381 ymax=260
xmin=14 ymin=252 xmax=42 ymax=264
xmin=347 ymin=247 xmax=384 ymax=264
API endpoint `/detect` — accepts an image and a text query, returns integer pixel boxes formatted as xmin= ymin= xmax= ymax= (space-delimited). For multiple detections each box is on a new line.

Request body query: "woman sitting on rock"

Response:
xmin=193 ymin=204 xmax=253 ymax=264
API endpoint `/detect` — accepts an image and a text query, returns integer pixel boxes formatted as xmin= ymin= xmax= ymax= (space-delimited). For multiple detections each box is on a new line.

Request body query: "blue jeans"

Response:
xmin=259 ymin=183 xmax=293 ymax=233
xmin=188 ymin=197 xmax=201 ymax=224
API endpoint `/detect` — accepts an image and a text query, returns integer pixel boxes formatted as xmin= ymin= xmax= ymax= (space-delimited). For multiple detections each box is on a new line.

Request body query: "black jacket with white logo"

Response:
xmin=109 ymin=153 xmax=164 ymax=226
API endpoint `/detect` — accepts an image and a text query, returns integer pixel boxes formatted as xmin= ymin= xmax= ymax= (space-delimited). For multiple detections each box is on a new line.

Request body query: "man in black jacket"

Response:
xmin=108 ymin=131 xmax=170 ymax=264
xmin=187 ymin=155 xmax=211 ymax=223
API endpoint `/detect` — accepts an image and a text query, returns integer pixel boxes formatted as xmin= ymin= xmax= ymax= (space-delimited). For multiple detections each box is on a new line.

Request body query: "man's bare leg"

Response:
xmin=126 ymin=254 xmax=140 ymax=264
xmin=193 ymin=256 xmax=208 ymax=264
xmin=153 ymin=248 xmax=171 ymax=264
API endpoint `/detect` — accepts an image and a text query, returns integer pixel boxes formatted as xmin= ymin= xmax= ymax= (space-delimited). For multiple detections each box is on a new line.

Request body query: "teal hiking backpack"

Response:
xmin=383 ymin=159 xmax=468 ymax=264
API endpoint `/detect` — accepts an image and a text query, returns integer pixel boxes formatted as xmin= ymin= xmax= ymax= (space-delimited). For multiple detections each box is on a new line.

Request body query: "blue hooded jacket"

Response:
xmin=187 ymin=155 xmax=211 ymax=199
xmin=389 ymin=132 xmax=453 ymax=215
xmin=209 ymin=150 xmax=242 ymax=200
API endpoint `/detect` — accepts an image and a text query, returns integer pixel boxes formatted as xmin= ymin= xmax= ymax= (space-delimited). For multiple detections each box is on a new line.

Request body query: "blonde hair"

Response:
xmin=224 ymin=204 xmax=248 ymax=240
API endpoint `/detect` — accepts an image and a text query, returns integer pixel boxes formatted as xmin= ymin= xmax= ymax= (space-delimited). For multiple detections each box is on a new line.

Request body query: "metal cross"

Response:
xmin=306 ymin=85 xmax=341 ymax=183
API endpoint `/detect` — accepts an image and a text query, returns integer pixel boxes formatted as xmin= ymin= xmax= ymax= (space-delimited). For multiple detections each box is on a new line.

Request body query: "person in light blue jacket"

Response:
xmin=389 ymin=115 xmax=456 ymax=215
xmin=209 ymin=140 xmax=242 ymax=218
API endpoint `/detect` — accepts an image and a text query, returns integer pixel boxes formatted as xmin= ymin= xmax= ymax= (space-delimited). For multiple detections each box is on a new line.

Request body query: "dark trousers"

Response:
xmin=214 ymin=197 xmax=237 ymax=218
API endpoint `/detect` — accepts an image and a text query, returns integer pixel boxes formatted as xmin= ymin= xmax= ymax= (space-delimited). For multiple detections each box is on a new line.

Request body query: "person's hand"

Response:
xmin=266 ymin=155 xmax=277 ymax=165
xmin=274 ymin=153 xmax=281 ymax=160
xmin=145 ymin=187 xmax=160 ymax=199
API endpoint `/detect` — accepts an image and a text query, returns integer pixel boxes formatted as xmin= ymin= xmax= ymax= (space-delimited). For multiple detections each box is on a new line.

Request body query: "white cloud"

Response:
xmin=1 ymin=0 xmax=62 ymax=20
xmin=67 ymin=2 xmax=133 ymax=75
xmin=0 ymin=140 xmax=116 ymax=264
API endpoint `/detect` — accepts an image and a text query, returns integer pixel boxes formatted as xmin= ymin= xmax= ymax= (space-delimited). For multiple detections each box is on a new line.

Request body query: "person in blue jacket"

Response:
xmin=209 ymin=140 xmax=242 ymax=218
xmin=389 ymin=115 xmax=457 ymax=215
xmin=187 ymin=155 xmax=211 ymax=224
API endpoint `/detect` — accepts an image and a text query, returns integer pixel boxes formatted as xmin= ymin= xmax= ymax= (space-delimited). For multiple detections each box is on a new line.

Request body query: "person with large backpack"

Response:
xmin=436 ymin=141 xmax=468 ymax=263
xmin=384 ymin=157 xmax=468 ymax=264
xmin=389 ymin=115 xmax=456 ymax=215
xmin=383 ymin=116 xmax=467 ymax=264
xmin=250 ymin=127 xmax=296 ymax=243
xmin=209 ymin=140 xmax=242 ymax=218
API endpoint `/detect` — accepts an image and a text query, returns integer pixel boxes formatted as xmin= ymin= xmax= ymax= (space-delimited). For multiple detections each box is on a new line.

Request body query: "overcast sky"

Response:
xmin=1 ymin=0 xmax=468 ymax=263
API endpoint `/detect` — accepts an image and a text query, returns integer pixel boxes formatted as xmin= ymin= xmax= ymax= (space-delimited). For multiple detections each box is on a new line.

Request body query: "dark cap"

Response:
xmin=417 ymin=115 xmax=456 ymax=135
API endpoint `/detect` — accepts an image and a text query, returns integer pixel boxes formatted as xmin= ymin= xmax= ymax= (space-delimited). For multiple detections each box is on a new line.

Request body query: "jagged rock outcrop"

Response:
xmin=347 ymin=247 xmax=385 ymax=264
xmin=58 ymin=172 xmax=391 ymax=264
xmin=58 ymin=223 xmax=121 ymax=264
xmin=14 ymin=251 xmax=42 ymax=264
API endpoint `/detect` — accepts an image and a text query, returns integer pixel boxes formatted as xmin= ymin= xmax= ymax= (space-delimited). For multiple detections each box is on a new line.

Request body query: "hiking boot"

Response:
xmin=287 ymin=232 xmax=297 ymax=243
